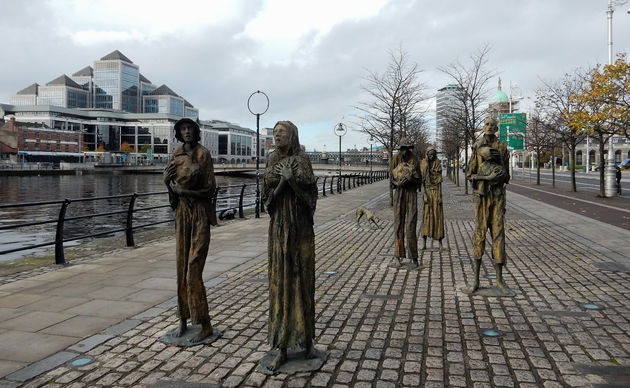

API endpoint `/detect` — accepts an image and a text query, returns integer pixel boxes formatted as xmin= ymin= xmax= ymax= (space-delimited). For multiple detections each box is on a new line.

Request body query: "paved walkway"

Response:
xmin=1 ymin=177 xmax=630 ymax=387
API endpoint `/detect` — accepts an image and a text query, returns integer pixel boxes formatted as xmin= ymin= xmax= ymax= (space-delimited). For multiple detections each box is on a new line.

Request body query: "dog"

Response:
xmin=355 ymin=206 xmax=382 ymax=229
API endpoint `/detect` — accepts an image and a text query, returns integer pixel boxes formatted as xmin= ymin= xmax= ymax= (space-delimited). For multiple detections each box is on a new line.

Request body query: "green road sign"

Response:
xmin=499 ymin=113 xmax=526 ymax=150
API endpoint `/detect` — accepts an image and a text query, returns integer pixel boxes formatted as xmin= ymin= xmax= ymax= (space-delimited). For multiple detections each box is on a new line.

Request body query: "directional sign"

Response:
xmin=499 ymin=113 xmax=526 ymax=150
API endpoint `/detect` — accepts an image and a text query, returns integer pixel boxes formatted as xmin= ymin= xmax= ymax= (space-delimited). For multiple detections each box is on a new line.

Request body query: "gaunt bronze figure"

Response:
xmin=466 ymin=117 xmax=512 ymax=295
xmin=163 ymin=118 xmax=215 ymax=342
xmin=390 ymin=137 xmax=422 ymax=267
xmin=262 ymin=121 xmax=318 ymax=371
xmin=420 ymin=146 xmax=445 ymax=250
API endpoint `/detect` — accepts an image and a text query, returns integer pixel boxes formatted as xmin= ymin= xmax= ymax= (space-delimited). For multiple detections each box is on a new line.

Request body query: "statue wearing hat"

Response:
xmin=163 ymin=118 xmax=218 ymax=343
xmin=390 ymin=137 xmax=422 ymax=267
xmin=465 ymin=117 xmax=512 ymax=296
xmin=420 ymin=146 xmax=444 ymax=250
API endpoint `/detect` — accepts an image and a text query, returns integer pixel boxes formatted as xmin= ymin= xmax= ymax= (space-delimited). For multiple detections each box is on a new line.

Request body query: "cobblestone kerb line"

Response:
xmin=7 ymin=181 xmax=630 ymax=387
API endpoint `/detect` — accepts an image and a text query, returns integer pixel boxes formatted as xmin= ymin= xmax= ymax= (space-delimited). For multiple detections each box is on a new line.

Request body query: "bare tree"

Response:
xmin=526 ymin=109 xmax=553 ymax=185
xmin=406 ymin=116 xmax=431 ymax=158
xmin=439 ymin=44 xmax=497 ymax=194
xmin=537 ymin=71 xmax=587 ymax=192
xmin=356 ymin=47 xmax=428 ymax=204
xmin=441 ymin=105 xmax=467 ymax=185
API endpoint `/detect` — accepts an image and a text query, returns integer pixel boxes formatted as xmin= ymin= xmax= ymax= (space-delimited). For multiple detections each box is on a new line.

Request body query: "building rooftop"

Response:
xmin=16 ymin=83 xmax=39 ymax=95
xmin=139 ymin=73 xmax=152 ymax=83
xmin=72 ymin=66 xmax=93 ymax=77
xmin=100 ymin=50 xmax=134 ymax=64
xmin=46 ymin=74 xmax=83 ymax=89
xmin=149 ymin=84 xmax=179 ymax=97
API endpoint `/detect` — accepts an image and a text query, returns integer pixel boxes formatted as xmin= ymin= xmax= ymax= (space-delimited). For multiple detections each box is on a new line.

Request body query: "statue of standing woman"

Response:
xmin=262 ymin=121 xmax=319 ymax=371
xmin=420 ymin=146 xmax=445 ymax=250
xmin=163 ymin=118 xmax=216 ymax=343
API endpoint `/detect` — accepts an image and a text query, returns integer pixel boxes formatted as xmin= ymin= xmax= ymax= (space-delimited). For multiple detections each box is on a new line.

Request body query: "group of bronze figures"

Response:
xmin=162 ymin=116 xmax=512 ymax=373
xmin=391 ymin=117 xmax=513 ymax=296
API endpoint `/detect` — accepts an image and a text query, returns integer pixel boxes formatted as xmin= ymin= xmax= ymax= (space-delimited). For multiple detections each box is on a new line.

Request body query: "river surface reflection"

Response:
xmin=0 ymin=174 xmax=254 ymax=262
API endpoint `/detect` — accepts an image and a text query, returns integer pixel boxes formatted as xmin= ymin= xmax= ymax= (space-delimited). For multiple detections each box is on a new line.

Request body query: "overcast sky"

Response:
xmin=1 ymin=0 xmax=630 ymax=151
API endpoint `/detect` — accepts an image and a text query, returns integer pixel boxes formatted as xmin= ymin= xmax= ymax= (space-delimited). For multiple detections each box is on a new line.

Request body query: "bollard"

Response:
xmin=238 ymin=184 xmax=246 ymax=218
xmin=54 ymin=199 xmax=71 ymax=265
xmin=125 ymin=193 xmax=138 ymax=247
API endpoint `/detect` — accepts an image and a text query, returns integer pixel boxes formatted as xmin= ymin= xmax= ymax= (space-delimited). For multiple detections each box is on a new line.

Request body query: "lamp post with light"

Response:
xmin=247 ymin=90 xmax=269 ymax=218
xmin=334 ymin=123 xmax=346 ymax=193
xmin=368 ymin=136 xmax=375 ymax=174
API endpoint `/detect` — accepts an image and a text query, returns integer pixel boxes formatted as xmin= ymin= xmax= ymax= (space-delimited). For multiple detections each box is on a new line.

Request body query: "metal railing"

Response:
xmin=0 ymin=170 xmax=388 ymax=264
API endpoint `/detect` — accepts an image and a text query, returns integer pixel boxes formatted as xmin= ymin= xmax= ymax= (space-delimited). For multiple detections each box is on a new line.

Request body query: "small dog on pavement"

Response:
xmin=355 ymin=207 xmax=382 ymax=229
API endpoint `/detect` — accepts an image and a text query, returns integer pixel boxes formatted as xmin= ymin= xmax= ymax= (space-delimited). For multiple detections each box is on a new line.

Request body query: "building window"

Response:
xmin=35 ymin=131 xmax=39 ymax=139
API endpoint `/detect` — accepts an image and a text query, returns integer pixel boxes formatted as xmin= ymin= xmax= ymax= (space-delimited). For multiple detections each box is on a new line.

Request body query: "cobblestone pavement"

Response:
xmin=4 ymin=179 xmax=630 ymax=387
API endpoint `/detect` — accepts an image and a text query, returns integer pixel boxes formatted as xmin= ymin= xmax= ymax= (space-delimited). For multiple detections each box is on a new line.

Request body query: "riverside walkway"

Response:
xmin=1 ymin=178 xmax=630 ymax=387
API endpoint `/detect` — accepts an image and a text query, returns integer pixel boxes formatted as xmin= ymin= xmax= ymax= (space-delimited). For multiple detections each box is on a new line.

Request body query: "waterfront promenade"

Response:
xmin=1 ymin=178 xmax=630 ymax=387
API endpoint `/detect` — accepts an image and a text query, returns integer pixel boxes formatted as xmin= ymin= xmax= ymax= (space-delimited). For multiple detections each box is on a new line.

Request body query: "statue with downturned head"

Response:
xmin=420 ymin=146 xmax=445 ymax=250
xmin=163 ymin=118 xmax=216 ymax=343
xmin=466 ymin=117 xmax=513 ymax=296
xmin=262 ymin=121 xmax=319 ymax=372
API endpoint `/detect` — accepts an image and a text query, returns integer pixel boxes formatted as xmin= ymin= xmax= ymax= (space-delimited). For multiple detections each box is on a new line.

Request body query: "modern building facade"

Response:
xmin=203 ymin=120 xmax=258 ymax=164
xmin=2 ymin=50 xmax=264 ymax=165
xmin=9 ymin=50 xmax=198 ymax=118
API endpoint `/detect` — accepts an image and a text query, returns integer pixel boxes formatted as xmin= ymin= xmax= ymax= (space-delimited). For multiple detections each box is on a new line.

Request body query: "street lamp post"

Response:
xmin=334 ymin=123 xmax=346 ymax=193
xmin=247 ymin=90 xmax=269 ymax=218
xmin=368 ymin=136 xmax=375 ymax=174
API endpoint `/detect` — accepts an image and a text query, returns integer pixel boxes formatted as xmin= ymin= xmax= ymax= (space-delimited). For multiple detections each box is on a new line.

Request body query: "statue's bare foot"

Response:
xmin=305 ymin=345 xmax=317 ymax=359
xmin=192 ymin=325 xmax=213 ymax=343
xmin=269 ymin=349 xmax=287 ymax=371
xmin=467 ymin=282 xmax=480 ymax=294
xmin=496 ymin=282 xmax=513 ymax=296
xmin=410 ymin=258 xmax=419 ymax=268
xmin=392 ymin=257 xmax=402 ymax=267
xmin=175 ymin=320 xmax=187 ymax=337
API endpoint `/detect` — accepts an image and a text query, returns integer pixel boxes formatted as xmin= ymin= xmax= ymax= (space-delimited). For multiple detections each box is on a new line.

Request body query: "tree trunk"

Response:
xmin=463 ymin=136 xmax=469 ymax=194
xmin=599 ymin=133 xmax=605 ymax=197
xmin=570 ymin=139 xmax=577 ymax=192
xmin=388 ymin=122 xmax=394 ymax=206
xmin=456 ymin=147 xmax=460 ymax=186
xmin=536 ymin=148 xmax=540 ymax=186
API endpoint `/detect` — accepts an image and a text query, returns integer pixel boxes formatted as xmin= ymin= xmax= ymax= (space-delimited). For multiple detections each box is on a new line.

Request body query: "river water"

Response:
xmin=0 ymin=174 xmax=255 ymax=262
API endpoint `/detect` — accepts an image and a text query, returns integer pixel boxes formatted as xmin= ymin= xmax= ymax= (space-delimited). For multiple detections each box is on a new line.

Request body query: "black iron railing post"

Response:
xmin=330 ymin=175 xmax=334 ymax=194
xmin=322 ymin=176 xmax=327 ymax=197
xmin=126 ymin=193 xmax=138 ymax=247
xmin=239 ymin=184 xmax=246 ymax=218
xmin=55 ymin=199 xmax=70 ymax=265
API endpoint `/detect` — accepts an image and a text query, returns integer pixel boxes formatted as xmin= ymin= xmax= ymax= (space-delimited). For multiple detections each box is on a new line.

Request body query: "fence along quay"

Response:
xmin=0 ymin=171 xmax=388 ymax=265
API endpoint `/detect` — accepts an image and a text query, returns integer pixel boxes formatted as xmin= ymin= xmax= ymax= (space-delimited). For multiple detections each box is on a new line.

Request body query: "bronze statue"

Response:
xmin=391 ymin=137 xmax=421 ymax=267
xmin=262 ymin=121 xmax=318 ymax=371
xmin=163 ymin=118 xmax=216 ymax=342
xmin=466 ymin=117 xmax=512 ymax=295
xmin=420 ymin=146 xmax=444 ymax=250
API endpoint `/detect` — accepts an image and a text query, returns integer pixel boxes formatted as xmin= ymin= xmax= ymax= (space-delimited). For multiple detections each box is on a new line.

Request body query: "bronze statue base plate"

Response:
xmin=257 ymin=348 xmax=328 ymax=376
xmin=159 ymin=326 xmax=222 ymax=347
xmin=461 ymin=286 xmax=516 ymax=297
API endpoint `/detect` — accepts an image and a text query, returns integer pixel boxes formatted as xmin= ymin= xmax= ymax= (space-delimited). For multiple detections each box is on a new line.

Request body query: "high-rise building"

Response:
xmin=9 ymin=50 xmax=198 ymax=117
xmin=93 ymin=50 xmax=140 ymax=112
xmin=435 ymin=84 xmax=462 ymax=152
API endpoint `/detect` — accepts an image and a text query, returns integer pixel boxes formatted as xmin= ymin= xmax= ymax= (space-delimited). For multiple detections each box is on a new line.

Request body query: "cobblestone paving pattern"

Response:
xmin=16 ymin=181 xmax=630 ymax=388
